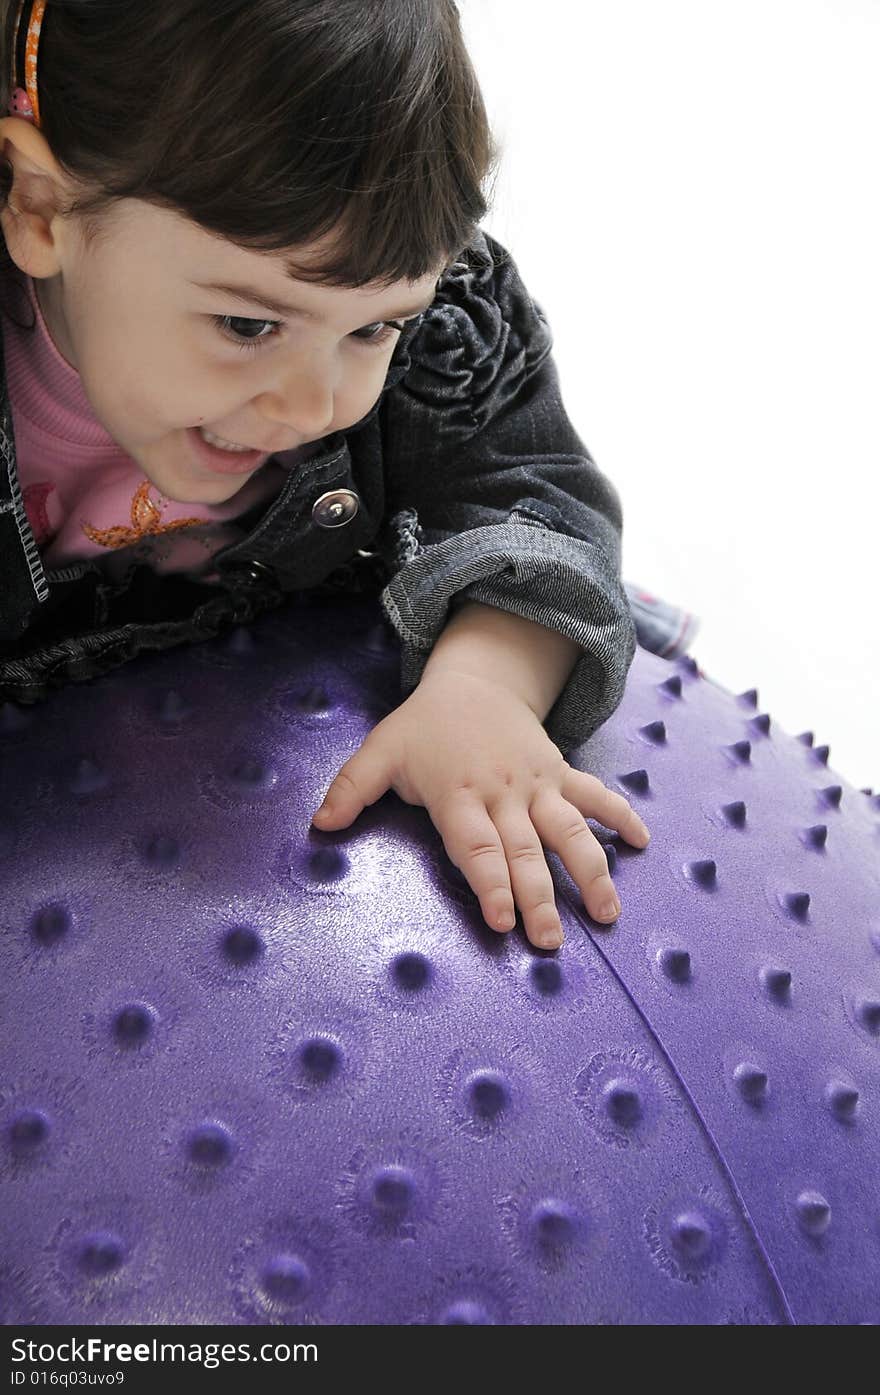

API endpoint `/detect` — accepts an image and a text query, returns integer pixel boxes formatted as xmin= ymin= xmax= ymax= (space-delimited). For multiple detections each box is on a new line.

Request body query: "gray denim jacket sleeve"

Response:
xmin=375 ymin=229 xmax=637 ymax=757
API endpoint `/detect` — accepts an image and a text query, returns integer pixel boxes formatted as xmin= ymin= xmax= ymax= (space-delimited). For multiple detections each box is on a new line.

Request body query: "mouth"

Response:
xmin=186 ymin=425 xmax=272 ymax=475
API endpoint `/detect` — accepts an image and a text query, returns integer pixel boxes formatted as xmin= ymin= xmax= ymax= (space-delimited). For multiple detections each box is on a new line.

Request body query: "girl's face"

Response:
xmin=7 ymin=186 xmax=442 ymax=505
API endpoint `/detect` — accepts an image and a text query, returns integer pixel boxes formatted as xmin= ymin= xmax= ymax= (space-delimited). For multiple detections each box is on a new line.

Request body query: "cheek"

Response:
xmin=119 ymin=328 xmax=214 ymax=423
xmin=92 ymin=356 xmax=169 ymax=426
xmin=340 ymin=351 xmax=395 ymax=411
xmin=69 ymin=306 xmax=164 ymax=415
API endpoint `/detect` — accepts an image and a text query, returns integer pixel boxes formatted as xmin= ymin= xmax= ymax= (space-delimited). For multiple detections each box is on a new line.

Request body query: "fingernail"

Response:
xmin=599 ymin=898 xmax=620 ymax=921
xmin=637 ymin=819 xmax=651 ymax=844
xmin=538 ymin=929 xmax=564 ymax=949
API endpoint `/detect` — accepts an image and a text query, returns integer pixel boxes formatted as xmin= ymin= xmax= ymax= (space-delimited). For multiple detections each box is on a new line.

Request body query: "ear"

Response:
xmin=0 ymin=116 xmax=72 ymax=278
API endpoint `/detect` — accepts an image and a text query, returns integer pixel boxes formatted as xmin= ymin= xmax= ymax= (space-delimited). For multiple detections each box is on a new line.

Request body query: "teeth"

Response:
xmin=198 ymin=426 xmax=253 ymax=453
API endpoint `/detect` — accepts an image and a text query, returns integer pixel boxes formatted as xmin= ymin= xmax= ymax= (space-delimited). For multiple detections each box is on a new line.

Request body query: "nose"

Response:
xmin=255 ymin=357 xmax=336 ymax=439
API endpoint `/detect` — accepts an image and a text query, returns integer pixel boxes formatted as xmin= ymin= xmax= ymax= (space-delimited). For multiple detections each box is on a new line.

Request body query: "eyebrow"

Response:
xmin=189 ymin=279 xmax=436 ymax=323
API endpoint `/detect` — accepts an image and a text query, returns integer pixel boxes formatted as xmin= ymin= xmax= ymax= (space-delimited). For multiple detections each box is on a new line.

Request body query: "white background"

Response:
xmin=458 ymin=0 xmax=878 ymax=791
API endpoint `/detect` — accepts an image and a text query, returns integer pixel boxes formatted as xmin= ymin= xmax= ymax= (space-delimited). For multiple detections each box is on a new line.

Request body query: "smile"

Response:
xmin=197 ymin=426 xmax=256 ymax=453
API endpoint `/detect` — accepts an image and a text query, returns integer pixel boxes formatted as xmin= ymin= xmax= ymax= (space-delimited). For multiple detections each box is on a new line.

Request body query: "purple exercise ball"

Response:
xmin=1 ymin=590 xmax=878 ymax=1325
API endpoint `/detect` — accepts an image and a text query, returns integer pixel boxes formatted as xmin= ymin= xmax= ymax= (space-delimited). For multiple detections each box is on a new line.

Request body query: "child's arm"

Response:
xmin=421 ymin=597 xmax=582 ymax=726
xmin=312 ymin=233 xmax=650 ymax=947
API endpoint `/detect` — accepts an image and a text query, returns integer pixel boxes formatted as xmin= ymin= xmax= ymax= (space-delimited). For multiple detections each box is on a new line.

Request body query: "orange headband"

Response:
xmin=9 ymin=0 xmax=48 ymax=128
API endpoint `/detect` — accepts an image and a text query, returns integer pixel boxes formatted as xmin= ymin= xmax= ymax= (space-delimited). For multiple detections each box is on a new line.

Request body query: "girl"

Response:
xmin=0 ymin=0 xmax=692 ymax=949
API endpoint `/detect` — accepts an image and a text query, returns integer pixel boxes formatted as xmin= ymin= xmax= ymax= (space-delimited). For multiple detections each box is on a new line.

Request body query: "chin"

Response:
xmin=162 ymin=479 xmax=245 ymax=506
xmin=140 ymin=456 xmax=248 ymax=505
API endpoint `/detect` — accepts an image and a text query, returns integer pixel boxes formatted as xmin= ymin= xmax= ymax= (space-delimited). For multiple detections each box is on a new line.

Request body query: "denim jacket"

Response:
xmin=0 ymin=229 xmax=644 ymax=755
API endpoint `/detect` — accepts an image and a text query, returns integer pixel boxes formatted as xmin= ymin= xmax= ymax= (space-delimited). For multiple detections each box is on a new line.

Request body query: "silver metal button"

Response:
xmin=311 ymin=489 xmax=360 ymax=528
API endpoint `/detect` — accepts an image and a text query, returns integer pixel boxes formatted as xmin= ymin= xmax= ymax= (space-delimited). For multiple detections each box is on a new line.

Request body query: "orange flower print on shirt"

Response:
xmin=81 ymin=479 xmax=205 ymax=550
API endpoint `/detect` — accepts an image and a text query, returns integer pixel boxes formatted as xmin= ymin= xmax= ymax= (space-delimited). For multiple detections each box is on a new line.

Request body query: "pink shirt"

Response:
xmin=1 ymin=269 xmax=310 ymax=586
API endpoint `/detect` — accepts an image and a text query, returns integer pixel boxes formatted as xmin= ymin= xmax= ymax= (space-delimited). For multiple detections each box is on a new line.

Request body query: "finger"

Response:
xmin=562 ymin=769 xmax=651 ymax=848
xmin=531 ymin=788 xmax=622 ymax=926
xmin=490 ymin=800 xmax=566 ymax=950
xmin=431 ymin=793 xmax=517 ymax=937
xmin=312 ymin=735 xmax=394 ymax=829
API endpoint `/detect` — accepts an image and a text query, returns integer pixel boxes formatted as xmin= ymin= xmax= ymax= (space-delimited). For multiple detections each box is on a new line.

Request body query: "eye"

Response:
xmin=211 ymin=314 xmax=418 ymax=355
xmin=212 ymin=315 xmax=282 ymax=353
xmin=351 ymin=320 xmax=406 ymax=347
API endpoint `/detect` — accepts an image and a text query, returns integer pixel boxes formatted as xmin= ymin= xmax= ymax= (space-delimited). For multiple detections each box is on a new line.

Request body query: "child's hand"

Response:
xmin=310 ymin=670 xmax=651 ymax=951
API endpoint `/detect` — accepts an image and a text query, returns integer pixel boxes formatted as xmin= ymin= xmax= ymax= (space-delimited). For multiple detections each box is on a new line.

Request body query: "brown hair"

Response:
xmin=0 ymin=0 xmax=500 ymax=324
